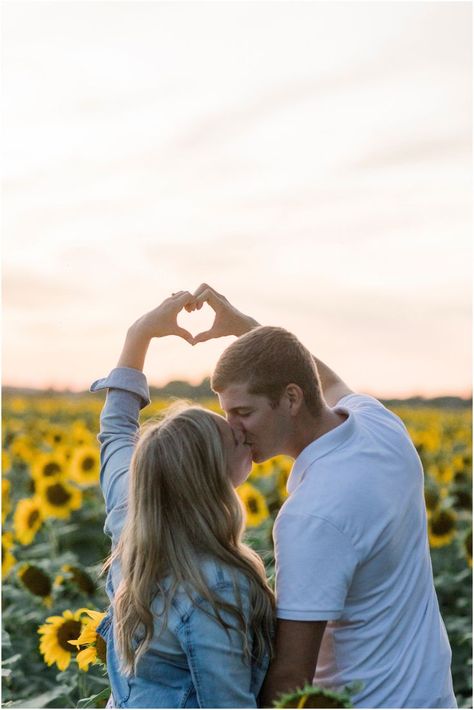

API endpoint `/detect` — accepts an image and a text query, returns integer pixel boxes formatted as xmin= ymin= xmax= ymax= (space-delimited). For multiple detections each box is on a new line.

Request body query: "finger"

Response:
xmin=193 ymin=289 xmax=222 ymax=312
xmin=174 ymin=327 xmax=194 ymax=345
xmin=193 ymin=329 xmax=216 ymax=344
xmin=192 ymin=283 xmax=211 ymax=297
xmin=175 ymin=291 xmax=195 ymax=309
xmin=192 ymin=283 xmax=223 ymax=300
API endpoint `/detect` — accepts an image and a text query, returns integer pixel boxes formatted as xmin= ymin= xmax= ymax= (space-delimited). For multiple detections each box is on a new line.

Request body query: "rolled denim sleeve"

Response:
xmin=177 ymin=591 xmax=260 ymax=708
xmin=89 ymin=367 xmax=150 ymax=543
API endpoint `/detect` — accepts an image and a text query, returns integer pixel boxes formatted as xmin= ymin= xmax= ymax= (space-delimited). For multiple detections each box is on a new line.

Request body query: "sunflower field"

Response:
xmin=1 ymin=393 xmax=472 ymax=708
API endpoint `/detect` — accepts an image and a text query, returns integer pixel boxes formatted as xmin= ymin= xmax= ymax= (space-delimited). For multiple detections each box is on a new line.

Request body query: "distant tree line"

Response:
xmin=2 ymin=380 xmax=472 ymax=409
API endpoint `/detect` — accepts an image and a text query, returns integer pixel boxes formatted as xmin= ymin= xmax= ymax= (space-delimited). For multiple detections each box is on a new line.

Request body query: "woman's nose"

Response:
xmin=231 ymin=426 xmax=245 ymax=444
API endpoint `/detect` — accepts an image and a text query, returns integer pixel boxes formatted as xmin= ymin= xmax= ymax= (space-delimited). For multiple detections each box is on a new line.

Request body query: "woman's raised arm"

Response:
xmin=117 ymin=291 xmax=195 ymax=371
xmin=89 ymin=292 xmax=195 ymax=540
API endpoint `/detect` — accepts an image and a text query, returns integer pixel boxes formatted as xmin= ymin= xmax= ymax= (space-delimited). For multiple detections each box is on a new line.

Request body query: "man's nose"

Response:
xmin=230 ymin=422 xmax=246 ymax=441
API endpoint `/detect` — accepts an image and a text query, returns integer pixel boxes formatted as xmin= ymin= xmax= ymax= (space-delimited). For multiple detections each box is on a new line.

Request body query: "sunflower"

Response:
xmin=68 ymin=609 xmax=107 ymax=671
xmin=428 ymin=462 xmax=454 ymax=486
xmin=450 ymin=486 xmax=472 ymax=512
xmin=277 ymin=459 xmax=293 ymax=502
xmin=71 ymin=421 xmax=95 ymax=447
xmin=423 ymin=485 xmax=440 ymax=517
xmin=18 ymin=564 xmax=53 ymax=606
xmin=38 ymin=609 xmax=84 ymax=671
xmin=274 ymin=682 xmax=354 ymax=708
xmin=61 ymin=564 xmax=97 ymax=595
xmin=2 ymin=531 xmax=16 ymax=578
xmin=69 ymin=446 xmax=100 ymax=486
xmin=428 ymin=509 xmax=457 ymax=548
xmin=9 ymin=435 xmax=36 ymax=465
xmin=412 ymin=430 xmax=441 ymax=456
xmin=9 ymin=397 xmax=27 ymax=414
xmin=250 ymin=459 xmax=276 ymax=479
xmin=60 ymin=446 xmax=73 ymax=463
xmin=43 ymin=426 xmax=68 ymax=449
xmin=2 ymin=478 xmax=11 ymax=524
xmin=13 ymin=497 xmax=43 ymax=545
xmin=35 ymin=477 xmax=82 ymax=519
xmin=31 ymin=452 xmax=66 ymax=484
xmin=237 ymin=482 xmax=269 ymax=527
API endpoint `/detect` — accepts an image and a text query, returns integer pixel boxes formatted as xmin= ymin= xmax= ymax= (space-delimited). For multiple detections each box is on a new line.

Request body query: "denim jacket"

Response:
xmin=90 ymin=367 xmax=269 ymax=708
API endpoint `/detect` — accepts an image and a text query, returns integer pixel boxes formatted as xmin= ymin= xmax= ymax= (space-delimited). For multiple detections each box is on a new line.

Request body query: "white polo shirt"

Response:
xmin=273 ymin=394 xmax=456 ymax=709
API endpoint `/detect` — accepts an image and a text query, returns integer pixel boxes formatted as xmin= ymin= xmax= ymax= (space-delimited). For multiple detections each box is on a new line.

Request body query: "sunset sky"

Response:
xmin=2 ymin=1 xmax=471 ymax=397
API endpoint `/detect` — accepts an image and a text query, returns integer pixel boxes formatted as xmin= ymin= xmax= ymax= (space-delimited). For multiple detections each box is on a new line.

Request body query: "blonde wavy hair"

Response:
xmin=103 ymin=401 xmax=275 ymax=676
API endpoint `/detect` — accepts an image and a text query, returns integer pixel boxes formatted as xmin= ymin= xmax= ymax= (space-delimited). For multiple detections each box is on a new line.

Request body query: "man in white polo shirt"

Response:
xmin=187 ymin=284 xmax=457 ymax=709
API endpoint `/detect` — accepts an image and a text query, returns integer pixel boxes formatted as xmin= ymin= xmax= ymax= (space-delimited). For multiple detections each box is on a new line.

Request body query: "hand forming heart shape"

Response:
xmin=177 ymin=301 xmax=217 ymax=342
xmin=164 ymin=285 xmax=258 ymax=345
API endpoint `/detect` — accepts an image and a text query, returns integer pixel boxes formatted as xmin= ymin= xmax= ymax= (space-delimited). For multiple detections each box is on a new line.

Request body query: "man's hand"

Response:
xmin=187 ymin=284 xmax=260 ymax=344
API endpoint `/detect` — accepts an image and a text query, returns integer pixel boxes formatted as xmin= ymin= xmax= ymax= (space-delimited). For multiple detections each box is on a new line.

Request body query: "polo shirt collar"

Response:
xmin=287 ymin=405 xmax=356 ymax=494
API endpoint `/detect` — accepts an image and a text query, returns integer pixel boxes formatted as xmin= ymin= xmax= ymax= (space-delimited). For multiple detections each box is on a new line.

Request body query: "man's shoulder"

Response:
xmin=337 ymin=393 xmax=408 ymax=435
xmin=336 ymin=392 xmax=385 ymax=411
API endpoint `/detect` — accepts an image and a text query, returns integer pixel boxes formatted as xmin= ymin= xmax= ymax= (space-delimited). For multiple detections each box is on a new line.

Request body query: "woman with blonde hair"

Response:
xmin=90 ymin=292 xmax=275 ymax=708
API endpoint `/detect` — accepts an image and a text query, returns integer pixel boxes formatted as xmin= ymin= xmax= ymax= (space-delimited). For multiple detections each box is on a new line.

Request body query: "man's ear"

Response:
xmin=285 ymin=384 xmax=304 ymax=415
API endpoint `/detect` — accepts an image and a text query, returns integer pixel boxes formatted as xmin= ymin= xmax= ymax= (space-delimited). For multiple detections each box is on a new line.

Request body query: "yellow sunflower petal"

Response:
xmin=76 ymin=646 xmax=97 ymax=672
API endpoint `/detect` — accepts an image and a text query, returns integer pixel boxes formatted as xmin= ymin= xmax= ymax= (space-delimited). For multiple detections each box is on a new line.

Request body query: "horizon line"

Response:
xmin=2 ymin=382 xmax=472 ymax=402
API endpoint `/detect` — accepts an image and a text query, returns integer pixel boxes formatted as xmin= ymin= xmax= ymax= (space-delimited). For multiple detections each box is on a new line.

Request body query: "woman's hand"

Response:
xmin=131 ymin=292 xmax=195 ymax=344
xmin=116 ymin=293 xmax=195 ymax=371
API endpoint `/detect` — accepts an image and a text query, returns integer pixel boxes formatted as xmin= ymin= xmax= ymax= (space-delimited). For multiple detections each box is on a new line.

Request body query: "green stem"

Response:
xmin=45 ymin=518 xmax=59 ymax=558
xmin=77 ymin=669 xmax=88 ymax=705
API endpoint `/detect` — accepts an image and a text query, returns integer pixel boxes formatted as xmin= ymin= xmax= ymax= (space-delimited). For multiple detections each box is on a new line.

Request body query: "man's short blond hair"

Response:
xmin=212 ymin=326 xmax=324 ymax=416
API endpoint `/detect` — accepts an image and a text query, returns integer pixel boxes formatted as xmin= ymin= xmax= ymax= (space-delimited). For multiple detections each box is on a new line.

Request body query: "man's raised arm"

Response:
xmin=311 ymin=356 xmax=353 ymax=407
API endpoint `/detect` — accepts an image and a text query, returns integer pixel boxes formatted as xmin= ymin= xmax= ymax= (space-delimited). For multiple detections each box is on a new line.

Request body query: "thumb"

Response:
xmin=175 ymin=327 xmax=194 ymax=345
xmin=193 ymin=329 xmax=215 ymax=345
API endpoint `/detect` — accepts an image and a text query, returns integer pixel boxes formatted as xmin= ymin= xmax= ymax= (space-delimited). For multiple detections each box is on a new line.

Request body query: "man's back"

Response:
xmin=274 ymin=393 xmax=456 ymax=708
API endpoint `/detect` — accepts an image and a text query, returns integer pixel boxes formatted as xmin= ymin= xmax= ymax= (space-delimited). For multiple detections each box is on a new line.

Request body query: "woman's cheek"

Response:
xmin=231 ymin=461 xmax=250 ymax=488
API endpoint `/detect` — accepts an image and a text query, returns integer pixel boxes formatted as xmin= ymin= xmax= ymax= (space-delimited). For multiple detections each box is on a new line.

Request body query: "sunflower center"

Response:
xmin=431 ymin=511 xmax=456 ymax=536
xmin=454 ymin=471 xmax=468 ymax=485
xmin=57 ymin=620 xmax=82 ymax=652
xmin=96 ymin=633 xmax=107 ymax=664
xmin=68 ymin=566 xmax=96 ymax=594
xmin=453 ymin=489 xmax=472 ymax=510
xmin=43 ymin=462 xmax=62 ymax=477
xmin=46 ymin=483 xmax=72 ymax=506
xmin=81 ymin=456 xmax=95 ymax=472
xmin=21 ymin=566 xmax=52 ymax=597
xmin=28 ymin=509 xmax=40 ymax=528
xmin=247 ymin=497 xmax=259 ymax=514
xmin=424 ymin=489 xmax=439 ymax=511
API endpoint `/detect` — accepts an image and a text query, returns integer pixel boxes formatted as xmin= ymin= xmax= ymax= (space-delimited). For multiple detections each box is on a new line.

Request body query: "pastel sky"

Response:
xmin=2 ymin=1 xmax=471 ymax=397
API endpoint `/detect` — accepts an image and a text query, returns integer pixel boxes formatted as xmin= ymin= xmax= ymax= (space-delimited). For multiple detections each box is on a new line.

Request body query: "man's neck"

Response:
xmin=288 ymin=406 xmax=348 ymax=459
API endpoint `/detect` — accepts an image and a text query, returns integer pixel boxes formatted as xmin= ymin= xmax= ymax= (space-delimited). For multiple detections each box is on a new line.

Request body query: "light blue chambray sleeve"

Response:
xmin=89 ymin=367 xmax=150 ymax=545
